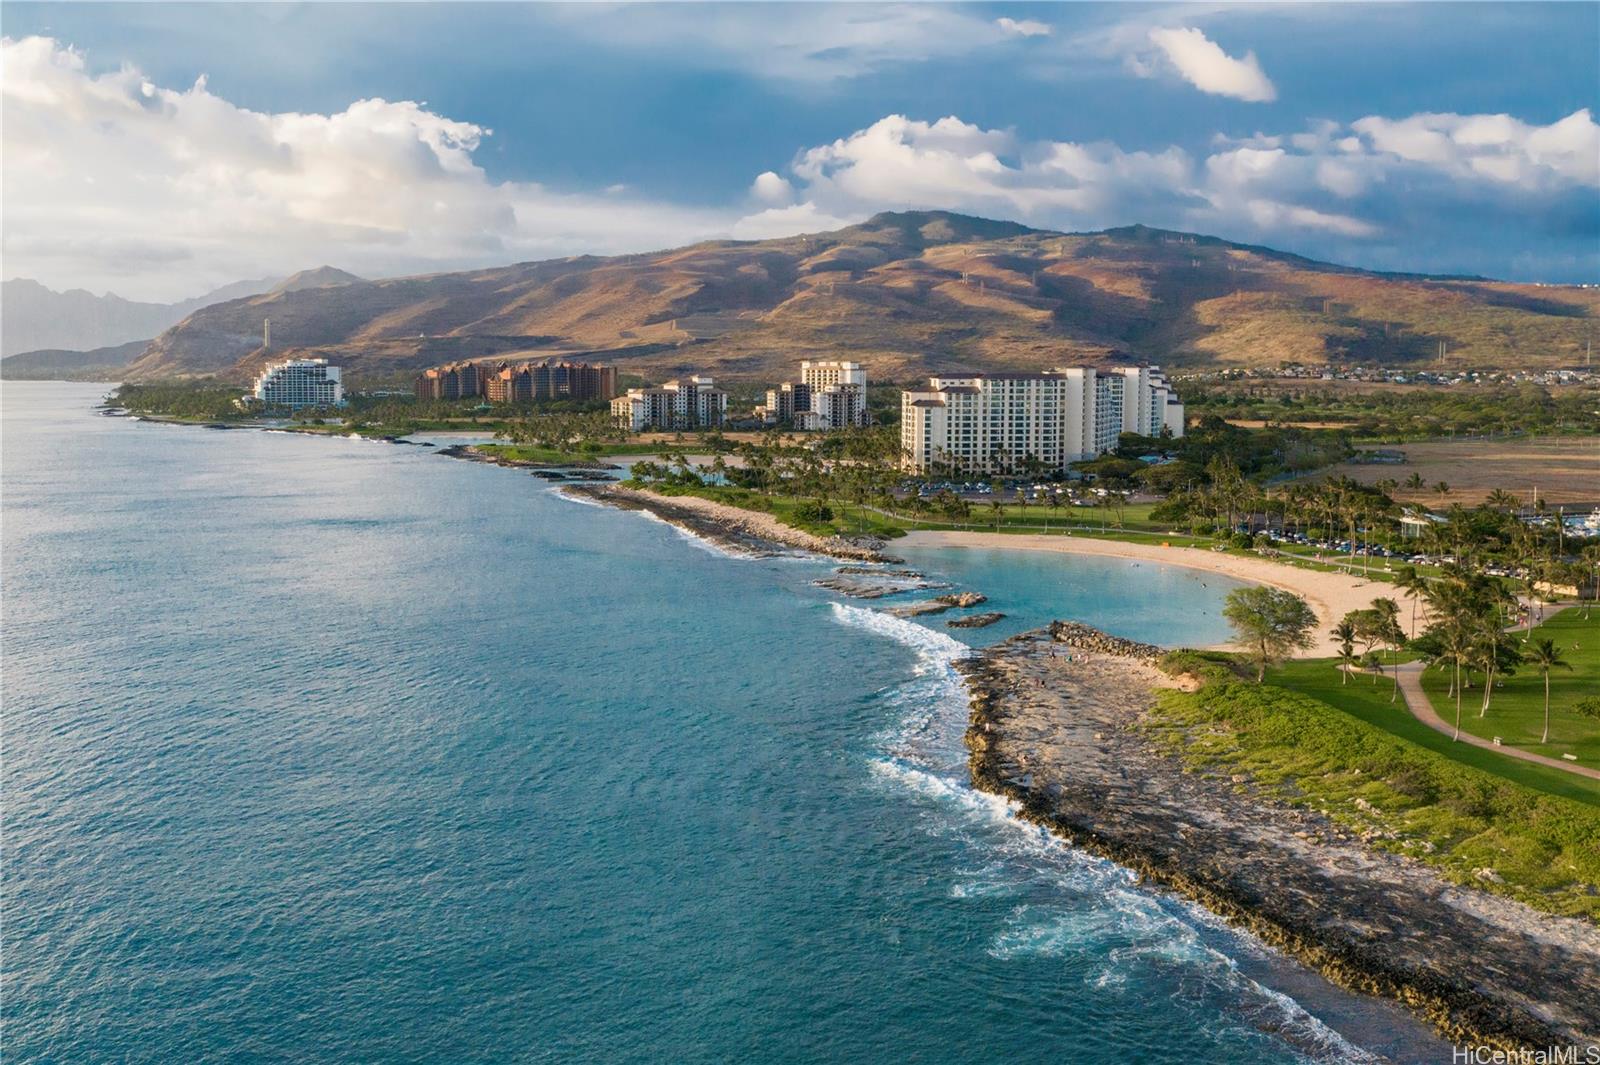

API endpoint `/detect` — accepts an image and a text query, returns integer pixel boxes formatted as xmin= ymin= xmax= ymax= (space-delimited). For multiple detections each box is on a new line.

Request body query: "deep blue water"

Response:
xmin=3 ymin=382 xmax=1443 ymax=1063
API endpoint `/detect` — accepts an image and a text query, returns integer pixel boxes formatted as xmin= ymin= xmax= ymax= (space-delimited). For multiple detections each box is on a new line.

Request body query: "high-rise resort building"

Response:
xmin=414 ymin=359 xmax=617 ymax=403
xmin=611 ymin=375 xmax=728 ymax=431
xmin=758 ymin=360 xmax=868 ymax=430
xmin=899 ymin=365 xmax=1183 ymax=474
xmin=251 ymin=358 xmax=344 ymax=410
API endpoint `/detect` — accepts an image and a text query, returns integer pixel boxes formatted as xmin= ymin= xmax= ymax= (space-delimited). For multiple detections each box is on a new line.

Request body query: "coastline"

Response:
xmin=960 ymin=627 xmax=1600 ymax=1051
xmin=110 ymin=401 xmax=1597 ymax=1051
xmin=561 ymin=483 xmax=898 ymax=562
xmin=900 ymin=529 xmax=1409 ymax=657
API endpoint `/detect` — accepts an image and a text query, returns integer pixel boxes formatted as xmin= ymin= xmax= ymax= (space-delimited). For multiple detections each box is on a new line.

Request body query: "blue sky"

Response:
xmin=3 ymin=2 xmax=1597 ymax=300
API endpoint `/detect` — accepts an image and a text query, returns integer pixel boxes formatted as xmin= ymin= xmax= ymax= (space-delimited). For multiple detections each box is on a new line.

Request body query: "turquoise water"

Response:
xmin=3 ymin=382 xmax=1442 ymax=1063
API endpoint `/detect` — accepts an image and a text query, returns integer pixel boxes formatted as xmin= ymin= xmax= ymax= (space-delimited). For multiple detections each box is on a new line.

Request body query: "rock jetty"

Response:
xmin=960 ymin=626 xmax=1600 ymax=1051
xmin=935 ymin=592 xmax=987 ymax=608
xmin=1046 ymin=620 xmax=1161 ymax=662
xmin=438 ymin=444 xmax=621 ymax=471
xmin=947 ymin=612 xmax=1005 ymax=628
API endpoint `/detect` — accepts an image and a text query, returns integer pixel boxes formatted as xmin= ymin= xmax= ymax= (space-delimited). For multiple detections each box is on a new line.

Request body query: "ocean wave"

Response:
xmin=838 ymin=600 xmax=1381 ymax=1065
xmin=827 ymin=602 xmax=970 ymax=663
xmin=551 ymin=489 xmax=610 ymax=509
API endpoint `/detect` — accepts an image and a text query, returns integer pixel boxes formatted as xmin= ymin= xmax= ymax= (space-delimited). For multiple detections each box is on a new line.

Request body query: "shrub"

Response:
xmin=793 ymin=500 xmax=834 ymax=524
xmin=1147 ymin=679 xmax=1600 ymax=917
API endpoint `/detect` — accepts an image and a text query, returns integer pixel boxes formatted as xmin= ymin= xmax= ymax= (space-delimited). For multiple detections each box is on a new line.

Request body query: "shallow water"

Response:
xmin=3 ymin=382 xmax=1444 ymax=1063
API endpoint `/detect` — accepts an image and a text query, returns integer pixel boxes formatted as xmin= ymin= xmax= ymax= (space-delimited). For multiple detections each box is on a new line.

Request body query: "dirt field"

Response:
xmin=1324 ymin=435 xmax=1600 ymax=505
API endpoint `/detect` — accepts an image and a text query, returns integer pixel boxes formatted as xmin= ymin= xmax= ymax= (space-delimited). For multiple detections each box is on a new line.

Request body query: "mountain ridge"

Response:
xmin=51 ymin=212 xmax=1600 ymax=382
xmin=1 ymin=275 xmax=281 ymax=357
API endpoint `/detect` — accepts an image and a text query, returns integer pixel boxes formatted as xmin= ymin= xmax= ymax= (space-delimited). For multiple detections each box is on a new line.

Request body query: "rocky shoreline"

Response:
xmin=436 ymin=443 xmax=620 ymax=471
xmin=562 ymin=483 xmax=900 ymax=562
xmin=960 ymin=626 xmax=1600 ymax=1052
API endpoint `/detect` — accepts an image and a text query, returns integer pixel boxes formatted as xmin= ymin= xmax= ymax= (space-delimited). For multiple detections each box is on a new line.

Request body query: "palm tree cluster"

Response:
xmin=1331 ymin=598 xmax=1407 ymax=700
xmin=1407 ymin=566 xmax=1523 ymax=740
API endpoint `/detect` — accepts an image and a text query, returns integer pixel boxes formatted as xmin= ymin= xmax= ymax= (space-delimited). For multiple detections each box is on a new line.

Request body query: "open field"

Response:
xmin=1321 ymin=435 xmax=1600 ymax=505
xmin=1418 ymin=608 xmax=1600 ymax=766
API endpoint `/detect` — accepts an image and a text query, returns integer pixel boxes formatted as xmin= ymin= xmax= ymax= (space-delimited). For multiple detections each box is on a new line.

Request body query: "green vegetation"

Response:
xmin=1179 ymin=380 xmax=1600 ymax=441
xmin=477 ymin=441 xmax=668 ymax=463
xmin=1147 ymin=670 xmax=1600 ymax=919
xmin=1266 ymin=658 xmax=1599 ymax=806
xmin=113 ymin=382 xmax=248 ymax=421
xmin=1418 ymin=609 xmax=1600 ymax=764
xmin=1221 ymin=586 xmax=1318 ymax=681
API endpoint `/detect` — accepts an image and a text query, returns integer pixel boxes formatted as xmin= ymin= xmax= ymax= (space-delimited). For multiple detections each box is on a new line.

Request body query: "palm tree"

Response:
xmin=1404 ymin=472 xmax=1425 ymax=493
xmin=1394 ymin=564 xmax=1429 ymax=638
xmin=1526 ymin=638 xmax=1571 ymax=744
xmin=1332 ymin=619 xmax=1358 ymax=684
xmin=1486 ymin=488 xmax=1519 ymax=512
xmin=1046 ymin=491 xmax=1063 ymax=533
xmin=1433 ymin=481 xmax=1450 ymax=505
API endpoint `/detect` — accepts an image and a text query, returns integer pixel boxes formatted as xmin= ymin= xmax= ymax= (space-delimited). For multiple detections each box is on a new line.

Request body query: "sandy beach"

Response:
xmin=563 ymin=483 xmax=896 ymax=562
xmin=901 ymin=530 xmax=1410 ymax=657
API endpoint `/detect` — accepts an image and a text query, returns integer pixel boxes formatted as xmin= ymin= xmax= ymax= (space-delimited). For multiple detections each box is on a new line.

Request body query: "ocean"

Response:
xmin=2 ymin=382 xmax=1443 ymax=1063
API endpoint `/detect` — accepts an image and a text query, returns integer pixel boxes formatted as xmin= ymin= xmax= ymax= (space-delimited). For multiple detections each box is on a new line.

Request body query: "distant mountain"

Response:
xmin=0 ymin=340 xmax=149 ymax=381
xmin=270 ymin=266 xmax=365 ymax=294
xmin=111 ymin=211 xmax=1600 ymax=382
xmin=1 ymin=276 xmax=281 ymax=357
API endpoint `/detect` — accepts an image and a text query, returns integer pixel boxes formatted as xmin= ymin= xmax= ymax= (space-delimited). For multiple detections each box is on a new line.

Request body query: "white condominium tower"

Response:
xmin=899 ymin=365 xmax=1183 ymax=474
xmin=251 ymin=358 xmax=344 ymax=409
xmin=611 ymin=375 xmax=729 ymax=431
xmin=772 ymin=360 xmax=867 ymax=430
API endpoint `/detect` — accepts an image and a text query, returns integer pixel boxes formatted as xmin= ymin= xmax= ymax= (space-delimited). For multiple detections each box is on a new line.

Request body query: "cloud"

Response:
xmin=732 ymin=202 xmax=860 ymax=240
xmin=1143 ymin=27 xmax=1277 ymax=102
xmin=6 ymin=33 xmax=1595 ymax=299
xmin=779 ymin=114 xmax=1193 ymax=222
xmin=1352 ymin=109 xmax=1600 ymax=189
xmin=739 ymin=108 xmax=1598 ymax=271
xmin=530 ymin=5 xmax=1013 ymax=84
xmin=0 ymin=36 xmax=729 ymax=299
xmin=995 ymin=17 xmax=1052 ymax=38
xmin=750 ymin=171 xmax=796 ymax=206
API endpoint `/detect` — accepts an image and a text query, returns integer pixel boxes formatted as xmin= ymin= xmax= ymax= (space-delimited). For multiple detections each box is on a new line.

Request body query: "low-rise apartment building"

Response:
xmin=899 ymin=365 xmax=1183 ymax=474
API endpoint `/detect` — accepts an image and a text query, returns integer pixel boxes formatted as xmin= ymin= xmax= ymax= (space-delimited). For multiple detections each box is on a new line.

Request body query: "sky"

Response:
xmin=2 ymin=2 xmax=1597 ymax=301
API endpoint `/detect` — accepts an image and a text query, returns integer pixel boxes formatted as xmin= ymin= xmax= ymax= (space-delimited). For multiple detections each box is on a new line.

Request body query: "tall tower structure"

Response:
xmin=263 ymin=318 xmax=271 ymax=349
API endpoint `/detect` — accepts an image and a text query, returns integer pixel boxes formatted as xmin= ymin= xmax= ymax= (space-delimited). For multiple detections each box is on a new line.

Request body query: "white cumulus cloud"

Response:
xmin=1144 ymin=27 xmax=1277 ymax=102
xmin=750 ymin=170 xmax=796 ymax=206
xmin=0 ymin=36 xmax=730 ymax=300
xmin=995 ymin=17 xmax=1052 ymax=38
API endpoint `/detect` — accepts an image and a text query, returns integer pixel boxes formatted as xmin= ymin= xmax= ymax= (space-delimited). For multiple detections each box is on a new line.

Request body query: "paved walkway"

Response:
xmin=1391 ymin=662 xmax=1600 ymax=781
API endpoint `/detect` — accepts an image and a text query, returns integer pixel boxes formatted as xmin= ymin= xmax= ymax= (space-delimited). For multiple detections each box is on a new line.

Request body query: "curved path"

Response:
xmin=1392 ymin=662 xmax=1600 ymax=781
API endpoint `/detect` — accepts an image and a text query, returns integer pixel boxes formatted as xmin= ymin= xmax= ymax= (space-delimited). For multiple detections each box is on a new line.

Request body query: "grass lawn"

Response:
xmin=1268 ymin=658 xmax=1600 ymax=807
xmin=1418 ymin=608 xmax=1600 ymax=766
xmin=1149 ymin=674 xmax=1600 ymax=919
